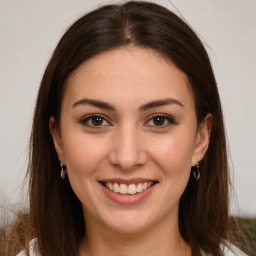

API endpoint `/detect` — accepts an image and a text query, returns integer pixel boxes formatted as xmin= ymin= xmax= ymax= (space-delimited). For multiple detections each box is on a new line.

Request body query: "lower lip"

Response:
xmin=101 ymin=184 xmax=156 ymax=205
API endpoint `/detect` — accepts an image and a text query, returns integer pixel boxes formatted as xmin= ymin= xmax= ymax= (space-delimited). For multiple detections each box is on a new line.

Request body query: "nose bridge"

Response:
xmin=109 ymin=122 xmax=147 ymax=170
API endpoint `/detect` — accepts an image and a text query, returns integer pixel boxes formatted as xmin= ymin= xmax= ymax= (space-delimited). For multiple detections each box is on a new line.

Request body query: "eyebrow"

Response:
xmin=72 ymin=98 xmax=115 ymax=110
xmin=139 ymin=98 xmax=184 ymax=111
xmin=72 ymin=98 xmax=184 ymax=111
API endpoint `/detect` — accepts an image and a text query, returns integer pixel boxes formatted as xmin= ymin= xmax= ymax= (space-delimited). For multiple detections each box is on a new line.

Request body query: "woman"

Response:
xmin=8 ymin=1 xmax=247 ymax=255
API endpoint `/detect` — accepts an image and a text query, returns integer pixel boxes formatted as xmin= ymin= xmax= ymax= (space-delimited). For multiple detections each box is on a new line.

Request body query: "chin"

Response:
xmin=96 ymin=208 xmax=160 ymax=235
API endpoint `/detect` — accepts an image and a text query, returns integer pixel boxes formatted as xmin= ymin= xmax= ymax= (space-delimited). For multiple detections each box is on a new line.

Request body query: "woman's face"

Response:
xmin=50 ymin=47 xmax=211 ymax=234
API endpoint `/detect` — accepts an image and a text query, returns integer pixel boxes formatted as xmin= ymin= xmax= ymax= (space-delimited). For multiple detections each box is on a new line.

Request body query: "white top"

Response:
xmin=16 ymin=239 xmax=39 ymax=256
xmin=17 ymin=238 xmax=248 ymax=256
xmin=201 ymin=243 xmax=249 ymax=256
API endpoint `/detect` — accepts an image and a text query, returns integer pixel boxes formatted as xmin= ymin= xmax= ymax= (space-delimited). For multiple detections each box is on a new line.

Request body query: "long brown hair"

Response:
xmin=8 ymin=1 xmax=234 ymax=255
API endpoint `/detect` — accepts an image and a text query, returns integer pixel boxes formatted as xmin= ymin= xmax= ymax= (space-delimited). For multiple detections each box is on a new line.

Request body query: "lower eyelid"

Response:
xmin=80 ymin=114 xmax=111 ymax=126
xmin=146 ymin=115 xmax=176 ymax=126
xmin=79 ymin=114 xmax=176 ymax=127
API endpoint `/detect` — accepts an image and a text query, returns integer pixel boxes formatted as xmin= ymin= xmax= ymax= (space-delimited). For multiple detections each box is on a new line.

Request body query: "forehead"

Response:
xmin=63 ymin=47 xmax=194 ymax=110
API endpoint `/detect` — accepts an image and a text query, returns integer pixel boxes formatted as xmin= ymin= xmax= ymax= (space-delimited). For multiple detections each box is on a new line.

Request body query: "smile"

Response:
xmin=99 ymin=179 xmax=158 ymax=204
xmin=103 ymin=181 xmax=155 ymax=195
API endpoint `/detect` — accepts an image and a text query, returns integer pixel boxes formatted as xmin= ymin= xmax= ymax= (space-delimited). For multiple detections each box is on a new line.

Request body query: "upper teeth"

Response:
xmin=104 ymin=182 xmax=153 ymax=195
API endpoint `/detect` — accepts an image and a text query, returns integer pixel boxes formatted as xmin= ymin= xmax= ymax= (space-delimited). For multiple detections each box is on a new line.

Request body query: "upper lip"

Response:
xmin=99 ymin=178 xmax=158 ymax=185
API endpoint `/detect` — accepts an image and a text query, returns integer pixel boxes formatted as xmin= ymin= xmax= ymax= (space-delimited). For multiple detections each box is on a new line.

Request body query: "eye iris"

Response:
xmin=92 ymin=116 xmax=103 ymax=126
xmin=153 ymin=116 xmax=165 ymax=126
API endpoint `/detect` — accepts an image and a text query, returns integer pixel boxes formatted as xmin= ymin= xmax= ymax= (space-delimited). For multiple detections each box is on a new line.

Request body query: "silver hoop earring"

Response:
xmin=193 ymin=162 xmax=200 ymax=180
xmin=60 ymin=162 xmax=67 ymax=179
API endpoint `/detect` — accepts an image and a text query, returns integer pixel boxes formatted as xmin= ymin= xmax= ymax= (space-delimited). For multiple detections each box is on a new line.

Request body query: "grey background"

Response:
xmin=0 ymin=0 xmax=255 ymax=216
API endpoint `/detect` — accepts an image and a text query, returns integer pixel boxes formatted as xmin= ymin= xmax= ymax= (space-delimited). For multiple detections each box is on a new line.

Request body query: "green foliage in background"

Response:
xmin=234 ymin=217 xmax=256 ymax=255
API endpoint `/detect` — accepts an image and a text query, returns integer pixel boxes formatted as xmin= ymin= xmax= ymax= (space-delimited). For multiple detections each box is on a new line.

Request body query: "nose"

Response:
xmin=108 ymin=125 xmax=148 ymax=171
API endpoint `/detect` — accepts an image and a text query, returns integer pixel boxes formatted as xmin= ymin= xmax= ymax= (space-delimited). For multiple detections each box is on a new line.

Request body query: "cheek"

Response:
xmin=62 ymin=133 xmax=109 ymax=177
xmin=61 ymin=133 xmax=110 ymax=208
xmin=147 ymin=132 xmax=196 ymax=176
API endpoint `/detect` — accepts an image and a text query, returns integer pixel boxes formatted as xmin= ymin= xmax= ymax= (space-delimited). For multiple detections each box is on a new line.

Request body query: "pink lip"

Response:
xmin=100 ymin=182 xmax=157 ymax=205
xmin=100 ymin=178 xmax=156 ymax=185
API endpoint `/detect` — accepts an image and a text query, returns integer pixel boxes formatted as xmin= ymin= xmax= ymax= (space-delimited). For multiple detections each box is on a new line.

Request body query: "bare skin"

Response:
xmin=79 ymin=209 xmax=191 ymax=256
xmin=50 ymin=47 xmax=212 ymax=256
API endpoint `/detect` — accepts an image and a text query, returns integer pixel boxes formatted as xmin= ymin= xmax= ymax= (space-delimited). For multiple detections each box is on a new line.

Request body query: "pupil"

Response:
xmin=153 ymin=117 xmax=165 ymax=126
xmin=92 ymin=117 xmax=103 ymax=126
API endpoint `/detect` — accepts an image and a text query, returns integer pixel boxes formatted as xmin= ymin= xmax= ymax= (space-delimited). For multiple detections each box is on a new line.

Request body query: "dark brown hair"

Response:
xmin=8 ymin=1 xmax=235 ymax=255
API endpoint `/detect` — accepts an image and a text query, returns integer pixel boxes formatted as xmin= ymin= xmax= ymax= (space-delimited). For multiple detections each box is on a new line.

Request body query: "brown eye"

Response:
xmin=81 ymin=114 xmax=111 ymax=127
xmin=153 ymin=116 xmax=166 ymax=126
xmin=91 ymin=116 xmax=104 ymax=126
xmin=145 ymin=114 xmax=176 ymax=128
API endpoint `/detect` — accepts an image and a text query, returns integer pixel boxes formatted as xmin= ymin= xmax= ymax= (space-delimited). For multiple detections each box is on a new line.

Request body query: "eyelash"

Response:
xmin=145 ymin=114 xmax=176 ymax=128
xmin=80 ymin=114 xmax=176 ymax=128
xmin=80 ymin=114 xmax=111 ymax=127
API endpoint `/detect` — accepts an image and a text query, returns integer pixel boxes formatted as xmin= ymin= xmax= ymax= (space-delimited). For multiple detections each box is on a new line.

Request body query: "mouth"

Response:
xmin=99 ymin=180 xmax=158 ymax=195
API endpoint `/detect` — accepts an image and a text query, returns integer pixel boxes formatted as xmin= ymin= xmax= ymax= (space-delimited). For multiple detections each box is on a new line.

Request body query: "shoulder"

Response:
xmin=220 ymin=243 xmax=248 ymax=256
xmin=16 ymin=238 xmax=41 ymax=256
xmin=201 ymin=243 xmax=248 ymax=256
xmin=16 ymin=239 xmax=248 ymax=256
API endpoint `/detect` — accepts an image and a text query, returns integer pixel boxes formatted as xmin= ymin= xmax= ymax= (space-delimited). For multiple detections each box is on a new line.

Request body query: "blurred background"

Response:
xmin=0 ymin=0 xmax=255 ymax=218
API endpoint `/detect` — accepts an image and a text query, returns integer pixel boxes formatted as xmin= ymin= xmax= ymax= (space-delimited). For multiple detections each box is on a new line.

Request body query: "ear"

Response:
xmin=191 ymin=113 xmax=212 ymax=166
xmin=49 ymin=116 xmax=65 ymax=164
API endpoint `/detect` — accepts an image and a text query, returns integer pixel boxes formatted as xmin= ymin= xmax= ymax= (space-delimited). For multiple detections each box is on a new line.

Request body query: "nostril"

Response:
xmin=108 ymin=151 xmax=148 ymax=171
xmin=108 ymin=134 xmax=148 ymax=171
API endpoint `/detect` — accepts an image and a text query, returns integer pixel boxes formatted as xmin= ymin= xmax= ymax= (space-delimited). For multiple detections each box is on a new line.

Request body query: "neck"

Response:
xmin=79 ymin=214 xmax=190 ymax=256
